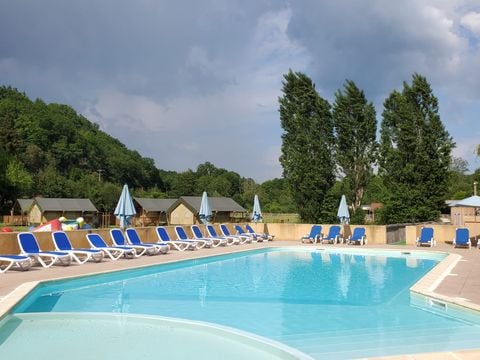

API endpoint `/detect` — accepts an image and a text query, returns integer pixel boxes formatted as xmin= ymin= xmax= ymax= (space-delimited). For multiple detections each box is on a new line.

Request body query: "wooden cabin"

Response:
xmin=167 ymin=196 xmax=247 ymax=225
xmin=28 ymin=197 xmax=99 ymax=226
xmin=133 ymin=198 xmax=176 ymax=226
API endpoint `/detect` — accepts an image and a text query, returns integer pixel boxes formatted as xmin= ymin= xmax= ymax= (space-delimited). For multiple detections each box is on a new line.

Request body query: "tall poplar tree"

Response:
xmin=333 ymin=80 xmax=377 ymax=213
xmin=279 ymin=70 xmax=335 ymax=222
xmin=379 ymin=74 xmax=453 ymax=223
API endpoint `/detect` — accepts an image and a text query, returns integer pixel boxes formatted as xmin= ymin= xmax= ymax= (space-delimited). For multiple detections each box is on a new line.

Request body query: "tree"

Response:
xmin=333 ymin=80 xmax=377 ymax=213
xmin=446 ymin=157 xmax=473 ymax=200
xmin=6 ymin=159 xmax=33 ymax=196
xmin=279 ymin=70 xmax=335 ymax=222
xmin=379 ymin=74 xmax=454 ymax=223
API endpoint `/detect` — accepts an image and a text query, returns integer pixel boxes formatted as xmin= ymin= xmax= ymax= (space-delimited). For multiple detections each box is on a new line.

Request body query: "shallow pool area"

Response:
xmin=0 ymin=312 xmax=309 ymax=360
xmin=4 ymin=248 xmax=480 ymax=359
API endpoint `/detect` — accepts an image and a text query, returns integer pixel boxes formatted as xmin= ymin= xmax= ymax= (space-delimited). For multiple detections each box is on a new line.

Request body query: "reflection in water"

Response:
xmin=113 ymin=280 xmax=130 ymax=313
xmin=337 ymin=254 xmax=351 ymax=299
xmin=198 ymin=264 xmax=208 ymax=307
xmin=406 ymin=257 xmax=418 ymax=268
xmin=321 ymin=252 xmax=331 ymax=264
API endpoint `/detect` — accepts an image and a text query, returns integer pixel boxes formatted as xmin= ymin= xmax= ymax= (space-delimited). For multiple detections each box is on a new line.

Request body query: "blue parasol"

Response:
xmin=337 ymin=194 xmax=350 ymax=225
xmin=251 ymin=194 xmax=263 ymax=223
xmin=198 ymin=191 xmax=212 ymax=224
xmin=114 ymin=184 xmax=136 ymax=229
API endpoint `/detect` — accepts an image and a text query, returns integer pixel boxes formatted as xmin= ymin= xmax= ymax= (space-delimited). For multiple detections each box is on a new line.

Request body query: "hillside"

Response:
xmin=0 ymin=86 xmax=295 ymax=214
xmin=0 ymin=86 xmax=162 ymax=212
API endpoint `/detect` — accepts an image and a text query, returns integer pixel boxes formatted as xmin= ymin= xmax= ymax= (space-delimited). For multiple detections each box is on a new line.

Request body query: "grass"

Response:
xmin=389 ymin=240 xmax=407 ymax=245
xmin=0 ymin=223 xmax=29 ymax=232
xmin=262 ymin=213 xmax=301 ymax=224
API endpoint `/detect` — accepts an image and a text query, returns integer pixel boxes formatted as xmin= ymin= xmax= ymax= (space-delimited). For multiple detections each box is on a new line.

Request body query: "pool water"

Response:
xmin=9 ymin=248 xmax=480 ymax=359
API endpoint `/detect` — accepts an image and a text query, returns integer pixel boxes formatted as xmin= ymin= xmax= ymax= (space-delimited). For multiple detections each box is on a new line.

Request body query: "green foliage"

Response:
xmin=0 ymin=86 xmax=163 ymax=211
xmin=279 ymin=70 xmax=335 ymax=222
xmin=0 ymin=86 xmax=300 ymax=216
xmin=320 ymin=181 xmax=346 ymax=223
xmin=6 ymin=159 xmax=33 ymax=196
xmin=378 ymin=74 xmax=454 ymax=223
xmin=362 ymin=175 xmax=388 ymax=205
xmin=333 ymin=80 xmax=377 ymax=211
xmin=257 ymin=178 xmax=295 ymax=213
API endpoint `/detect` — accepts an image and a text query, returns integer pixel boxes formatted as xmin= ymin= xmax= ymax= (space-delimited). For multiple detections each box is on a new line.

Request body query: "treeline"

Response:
xmin=279 ymin=71 xmax=475 ymax=224
xmin=0 ymin=86 xmax=294 ymax=213
xmin=1 ymin=84 xmax=476 ymax=224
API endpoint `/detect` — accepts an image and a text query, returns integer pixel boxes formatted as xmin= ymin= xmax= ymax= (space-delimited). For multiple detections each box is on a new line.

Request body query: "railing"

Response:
xmin=2 ymin=215 xmax=28 ymax=226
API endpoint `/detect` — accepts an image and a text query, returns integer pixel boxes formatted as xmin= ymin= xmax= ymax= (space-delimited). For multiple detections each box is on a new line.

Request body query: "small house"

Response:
xmin=133 ymin=197 xmax=177 ymax=226
xmin=28 ymin=197 xmax=99 ymax=225
xmin=168 ymin=196 xmax=247 ymax=225
xmin=4 ymin=199 xmax=35 ymax=225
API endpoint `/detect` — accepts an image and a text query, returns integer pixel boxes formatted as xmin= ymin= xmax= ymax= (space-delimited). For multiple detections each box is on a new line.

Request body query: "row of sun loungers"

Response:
xmin=302 ymin=225 xmax=476 ymax=248
xmin=301 ymin=225 xmax=367 ymax=245
xmin=0 ymin=224 xmax=273 ymax=273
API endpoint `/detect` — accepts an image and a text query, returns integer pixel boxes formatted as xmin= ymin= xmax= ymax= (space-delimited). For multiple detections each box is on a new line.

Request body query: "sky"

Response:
xmin=1 ymin=0 xmax=480 ymax=182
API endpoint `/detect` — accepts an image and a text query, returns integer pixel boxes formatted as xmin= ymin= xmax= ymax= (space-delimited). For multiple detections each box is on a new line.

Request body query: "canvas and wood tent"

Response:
xmin=448 ymin=195 xmax=480 ymax=226
xmin=4 ymin=199 xmax=35 ymax=225
xmin=133 ymin=197 xmax=177 ymax=226
xmin=28 ymin=197 xmax=99 ymax=225
xmin=168 ymin=196 xmax=247 ymax=225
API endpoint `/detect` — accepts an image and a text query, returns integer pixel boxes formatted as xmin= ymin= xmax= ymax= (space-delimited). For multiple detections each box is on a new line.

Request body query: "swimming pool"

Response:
xmin=6 ymin=248 xmax=480 ymax=359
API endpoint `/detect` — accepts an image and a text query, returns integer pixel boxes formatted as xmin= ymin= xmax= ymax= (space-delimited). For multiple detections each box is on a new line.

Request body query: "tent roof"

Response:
xmin=14 ymin=199 xmax=34 ymax=213
xmin=169 ymin=196 xmax=246 ymax=213
xmin=134 ymin=198 xmax=176 ymax=212
xmin=34 ymin=197 xmax=98 ymax=212
xmin=449 ymin=195 xmax=480 ymax=207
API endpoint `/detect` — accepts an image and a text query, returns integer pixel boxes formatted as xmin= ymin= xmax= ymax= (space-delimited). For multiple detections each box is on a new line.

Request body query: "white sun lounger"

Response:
xmin=125 ymin=228 xmax=169 ymax=254
xmin=0 ymin=254 xmax=31 ymax=273
xmin=52 ymin=231 xmax=104 ymax=264
xmin=110 ymin=229 xmax=152 ymax=257
xmin=206 ymin=225 xmax=239 ymax=245
xmin=175 ymin=226 xmax=212 ymax=249
xmin=220 ymin=224 xmax=251 ymax=244
xmin=17 ymin=232 xmax=71 ymax=268
xmin=86 ymin=233 xmax=136 ymax=260
xmin=190 ymin=225 xmax=227 ymax=247
xmin=156 ymin=226 xmax=197 ymax=251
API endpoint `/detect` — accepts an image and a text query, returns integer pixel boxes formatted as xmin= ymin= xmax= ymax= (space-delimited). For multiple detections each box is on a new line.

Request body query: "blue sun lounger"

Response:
xmin=206 ymin=224 xmax=239 ymax=245
xmin=234 ymin=225 xmax=258 ymax=242
xmin=18 ymin=232 xmax=71 ymax=268
xmin=346 ymin=227 xmax=367 ymax=246
xmin=125 ymin=228 xmax=169 ymax=254
xmin=453 ymin=228 xmax=471 ymax=248
xmin=110 ymin=229 xmax=152 ymax=257
xmin=156 ymin=226 xmax=197 ymax=251
xmin=220 ymin=224 xmax=251 ymax=244
xmin=86 ymin=233 xmax=136 ymax=260
xmin=320 ymin=226 xmax=342 ymax=244
xmin=416 ymin=227 xmax=435 ymax=247
xmin=245 ymin=224 xmax=273 ymax=241
xmin=191 ymin=225 xmax=227 ymax=247
xmin=0 ymin=254 xmax=31 ymax=273
xmin=175 ymin=226 xmax=212 ymax=249
xmin=301 ymin=225 xmax=322 ymax=244
xmin=52 ymin=231 xmax=104 ymax=264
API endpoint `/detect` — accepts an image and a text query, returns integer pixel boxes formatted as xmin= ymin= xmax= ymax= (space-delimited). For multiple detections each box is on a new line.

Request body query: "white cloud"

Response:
xmin=2 ymin=0 xmax=480 ymax=179
xmin=81 ymin=7 xmax=306 ymax=181
xmin=461 ymin=12 xmax=480 ymax=36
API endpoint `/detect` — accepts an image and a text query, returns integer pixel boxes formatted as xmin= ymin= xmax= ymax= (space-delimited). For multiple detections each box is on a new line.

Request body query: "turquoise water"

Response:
xmin=10 ymin=248 xmax=480 ymax=358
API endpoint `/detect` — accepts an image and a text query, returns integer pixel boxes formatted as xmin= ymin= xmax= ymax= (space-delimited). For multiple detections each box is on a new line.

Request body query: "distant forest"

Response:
xmin=0 ymin=86 xmax=294 ymax=215
xmin=0 ymin=86 xmax=478 ymax=224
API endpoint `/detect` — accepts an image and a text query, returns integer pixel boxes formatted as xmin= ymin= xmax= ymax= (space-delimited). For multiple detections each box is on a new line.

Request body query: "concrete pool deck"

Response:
xmin=1 ymin=240 xmax=480 ymax=359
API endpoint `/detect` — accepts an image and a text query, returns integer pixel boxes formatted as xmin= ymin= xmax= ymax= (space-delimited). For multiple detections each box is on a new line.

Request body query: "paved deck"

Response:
xmin=1 ymin=241 xmax=480 ymax=359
